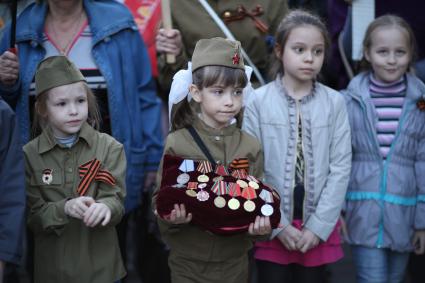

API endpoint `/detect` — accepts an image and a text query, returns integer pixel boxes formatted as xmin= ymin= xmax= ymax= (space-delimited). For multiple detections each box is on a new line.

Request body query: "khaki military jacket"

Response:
xmin=153 ymin=118 xmax=264 ymax=262
xmin=23 ymin=123 xmax=126 ymax=283
xmin=157 ymin=0 xmax=288 ymax=95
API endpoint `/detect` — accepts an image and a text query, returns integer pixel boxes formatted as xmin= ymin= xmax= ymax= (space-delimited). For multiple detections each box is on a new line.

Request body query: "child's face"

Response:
xmin=280 ymin=25 xmax=325 ymax=85
xmin=191 ymin=84 xmax=243 ymax=129
xmin=44 ymin=82 xmax=88 ymax=138
xmin=365 ymin=26 xmax=411 ymax=83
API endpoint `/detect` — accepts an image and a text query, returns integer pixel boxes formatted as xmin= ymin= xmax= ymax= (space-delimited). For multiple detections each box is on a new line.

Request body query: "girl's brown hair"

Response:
xmin=32 ymin=82 xmax=101 ymax=138
xmin=359 ymin=15 xmax=417 ymax=71
xmin=270 ymin=10 xmax=330 ymax=79
xmin=171 ymin=65 xmax=247 ymax=132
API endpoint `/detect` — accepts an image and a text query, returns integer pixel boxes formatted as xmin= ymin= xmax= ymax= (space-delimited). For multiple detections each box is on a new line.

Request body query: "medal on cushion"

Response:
xmin=215 ymin=164 xmax=229 ymax=176
xmin=236 ymin=179 xmax=248 ymax=189
xmin=227 ymin=182 xmax=241 ymax=210
xmin=186 ymin=181 xmax=198 ymax=197
xmin=196 ymin=182 xmax=210 ymax=201
xmin=259 ymin=189 xmax=274 ymax=216
xmin=231 ymin=169 xmax=248 ymax=179
xmin=246 ymin=175 xmax=260 ymax=190
xmin=241 ymin=186 xmax=257 ymax=212
xmin=175 ymin=159 xmax=194 ymax=188
xmin=211 ymin=180 xmax=227 ymax=208
xmin=197 ymin=160 xmax=213 ymax=183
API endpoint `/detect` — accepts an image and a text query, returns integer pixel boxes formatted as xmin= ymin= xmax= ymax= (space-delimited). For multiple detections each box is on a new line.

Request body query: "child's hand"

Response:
xmin=248 ymin=216 xmax=272 ymax=236
xmin=296 ymin=228 xmax=320 ymax=253
xmin=412 ymin=230 xmax=425 ymax=255
xmin=277 ymin=224 xmax=302 ymax=251
xmin=64 ymin=196 xmax=95 ymax=219
xmin=83 ymin=202 xmax=111 ymax=227
xmin=163 ymin=204 xmax=192 ymax=225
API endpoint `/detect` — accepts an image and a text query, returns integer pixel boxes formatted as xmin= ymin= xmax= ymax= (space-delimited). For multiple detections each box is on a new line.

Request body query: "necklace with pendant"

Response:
xmin=48 ymin=11 xmax=85 ymax=55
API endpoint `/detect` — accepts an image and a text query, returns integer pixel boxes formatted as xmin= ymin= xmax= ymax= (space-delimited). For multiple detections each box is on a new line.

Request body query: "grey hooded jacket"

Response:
xmin=342 ymin=72 xmax=425 ymax=252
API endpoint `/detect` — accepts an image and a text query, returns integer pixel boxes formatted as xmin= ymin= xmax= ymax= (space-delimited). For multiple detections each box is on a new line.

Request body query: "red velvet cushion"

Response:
xmin=156 ymin=154 xmax=281 ymax=235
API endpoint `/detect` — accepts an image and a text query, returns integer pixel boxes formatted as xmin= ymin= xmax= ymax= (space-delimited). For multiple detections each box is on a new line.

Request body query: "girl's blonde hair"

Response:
xmin=360 ymin=15 xmax=417 ymax=71
xmin=32 ymin=83 xmax=101 ymax=138
xmin=270 ymin=10 xmax=330 ymax=79
xmin=171 ymin=65 xmax=247 ymax=132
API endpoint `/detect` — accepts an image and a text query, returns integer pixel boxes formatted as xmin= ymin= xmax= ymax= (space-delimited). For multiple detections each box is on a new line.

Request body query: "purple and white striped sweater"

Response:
xmin=369 ymin=74 xmax=406 ymax=159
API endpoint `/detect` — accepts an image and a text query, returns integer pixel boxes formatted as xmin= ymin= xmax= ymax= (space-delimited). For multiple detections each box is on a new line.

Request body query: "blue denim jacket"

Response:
xmin=0 ymin=0 xmax=163 ymax=211
xmin=342 ymin=72 xmax=425 ymax=252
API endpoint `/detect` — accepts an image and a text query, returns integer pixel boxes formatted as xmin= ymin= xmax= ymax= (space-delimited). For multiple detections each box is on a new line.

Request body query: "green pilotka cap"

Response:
xmin=35 ymin=56 xmax=85 ymax=96
xmin=191 ymin=37 xmax=245 ymax=72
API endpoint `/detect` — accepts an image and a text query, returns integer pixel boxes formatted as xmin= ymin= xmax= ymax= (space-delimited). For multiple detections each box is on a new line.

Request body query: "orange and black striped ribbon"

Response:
xmin=229 ymin=158 xmax=249 ymax=171
xmin=77 ymin=158 xmax=116 ymax=196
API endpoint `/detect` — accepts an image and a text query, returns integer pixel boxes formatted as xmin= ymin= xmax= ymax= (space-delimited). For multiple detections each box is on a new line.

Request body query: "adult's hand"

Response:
xmin=0 ymin=51 xmax=19 ymax=86
xmin=156 ymin=28 xmax=183 ymax=56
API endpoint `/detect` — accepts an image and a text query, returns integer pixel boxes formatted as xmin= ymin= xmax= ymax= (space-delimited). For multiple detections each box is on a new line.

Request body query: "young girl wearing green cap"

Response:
xmin=24 ymin=55 xmax=126 ymax=283
xmin=153 ymin=37 xmax=275 ymax=283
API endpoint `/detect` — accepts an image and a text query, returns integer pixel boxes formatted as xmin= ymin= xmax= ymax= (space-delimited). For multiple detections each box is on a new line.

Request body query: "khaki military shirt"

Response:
xmin=24 ymin=123 xmax=126 ymax=283
xmin=157 ymin=0 xmax=289 ymax=96
xmin=153 ymin=118 xmax=264 ymax=262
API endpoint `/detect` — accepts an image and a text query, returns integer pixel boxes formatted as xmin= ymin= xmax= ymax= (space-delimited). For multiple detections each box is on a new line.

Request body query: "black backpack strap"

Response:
xmin=186 ymin=126 xmax=216 ymax=166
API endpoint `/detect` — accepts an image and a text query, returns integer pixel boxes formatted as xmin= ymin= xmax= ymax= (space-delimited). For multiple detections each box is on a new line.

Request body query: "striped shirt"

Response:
xmin=369 ymin=74 xmax=406 ymax=159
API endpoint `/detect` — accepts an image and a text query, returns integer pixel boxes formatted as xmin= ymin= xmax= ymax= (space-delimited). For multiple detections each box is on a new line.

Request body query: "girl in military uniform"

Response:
xmin=153 ymin=37 xmax=273 ymax=283
xmin=24 ymin=56 xmax=126 ymax=283
xmin=243 ymin=10 xmax=352 ymax=283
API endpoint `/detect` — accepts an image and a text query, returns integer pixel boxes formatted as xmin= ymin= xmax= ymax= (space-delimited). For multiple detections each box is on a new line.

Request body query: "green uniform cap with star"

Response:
xmin=35 ymin=55 xmax=85 ymax=96
xmin=191 ymin=37 xmax=245 ymax=72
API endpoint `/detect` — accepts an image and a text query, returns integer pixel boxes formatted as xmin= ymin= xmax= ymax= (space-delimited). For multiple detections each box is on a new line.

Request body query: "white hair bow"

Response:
xmin=168 ymin=62 xmax=254 ymax=123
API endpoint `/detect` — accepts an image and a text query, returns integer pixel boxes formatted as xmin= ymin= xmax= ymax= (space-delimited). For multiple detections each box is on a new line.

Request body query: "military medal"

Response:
xmin=228 ymin=182 xmax=241 ymax=210
xmin=242 ymin=186 xmax=257 ymax=212
xmin=212 ymin=180 xmax=227 ymax=208
xmin=175 ymin=159 xmax=194 ymax=188
xmin=261 ymin=204 xmax=274 ymax=216
xmin=197 ymin=189 xmax=210 ymax=201
xmin=215 ymin=165 xmax=229 ymax=176
xmin=197 ymin=160 xmax=213 ymax=174
xmin=248 ymin=181 xmax=259 ymax=190
xmin=197 ymin=174 xmax=209 ymax=183
xmin=213 ymin=176 xmax=224 ymax=182
xmin=259 ymin=189 xmax=274 ymax=216
xmin=177 ymin=173 xmax=190 ymax=185
xmin=247 ymin=175 xmax=259 ymax=183
xmin=236 ymin=180 xmax=248 ymax=188
xmin=198 ymin=183 xmax=207 ymax=189
xmin=186 ymin=181 xmax=198 ymax=197
xmin=186 ymin=189 xmax=197 ymax=197
xmin=42 ymin=169 xmax=53 ymax=185
xmin=231 ymin=169 xmax=248 ymax=179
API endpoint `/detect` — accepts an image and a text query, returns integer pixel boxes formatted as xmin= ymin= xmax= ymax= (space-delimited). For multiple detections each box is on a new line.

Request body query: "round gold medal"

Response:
xmin=214 ymin=196 xmax=226 ymax=208
xmin=243 ymin=200 xmax=256 ymax=212
xmin=186 ymin=189 xmax=197 ymax=197
xmin=228 ymin=198 xmax=240 ymax=210
xmin=236 ymin=180 xmax=248 ymax=188
xmin=197 ymin=174 xmax=209 ymax=183
xmin=248 ymin=181 xmax=259 ymax=190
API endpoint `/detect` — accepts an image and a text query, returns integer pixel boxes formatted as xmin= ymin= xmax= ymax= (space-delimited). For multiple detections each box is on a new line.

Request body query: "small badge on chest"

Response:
xmin=42 ymin=169 xmax=53 ymax=185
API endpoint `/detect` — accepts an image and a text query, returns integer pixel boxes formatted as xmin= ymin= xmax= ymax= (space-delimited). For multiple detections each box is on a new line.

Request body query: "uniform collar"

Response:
xmin=38 ymin=122 xmax=95 ymax=154
xmin=192 ymin=115 xmax=238 ymax=137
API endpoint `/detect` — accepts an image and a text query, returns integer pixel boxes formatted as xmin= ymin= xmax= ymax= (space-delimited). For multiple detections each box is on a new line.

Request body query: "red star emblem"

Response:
xmin=232 ymin=53 xmax=240 ymax=65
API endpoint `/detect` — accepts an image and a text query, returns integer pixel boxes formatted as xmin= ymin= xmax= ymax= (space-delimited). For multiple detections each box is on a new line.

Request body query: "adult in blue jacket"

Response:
xmin=0 ymin=0 xmax=163 ymax=212
xmin=0 ymin=97 xmax=25 ymax=282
